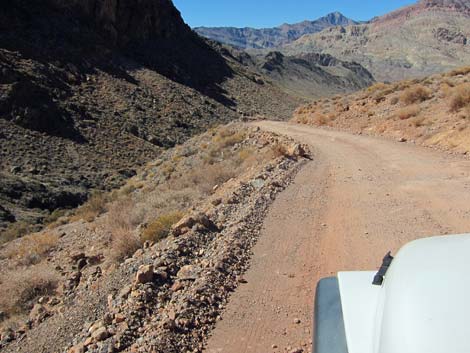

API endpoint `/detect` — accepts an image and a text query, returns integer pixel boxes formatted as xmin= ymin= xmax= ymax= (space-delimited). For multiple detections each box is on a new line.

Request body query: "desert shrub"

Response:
xmin=367 ymin=82 xmax=389 ymax=93
xmin=449 ymin=83 xmax=470 ymax=112
xmin=295 ymin=114 xmax=310 ymax=124
xmin=396 ymin=105 xmax=421 ymax=120
xmin=412 ymin=116 xmax=427 ymax=127
xmin=448 ymin=66 xmax=470 ymax=77
xmin=141 ymin=211 xmax=184 ymax=243
xmin=390 ymin=96 xmax=400 ymax=105
xmin=104 ymin=198 xmax=146 ymax=263
xmin=400 ymin=85 xmax=431 ymax=105
xmin=238 ymin=148 xmax=252 ymax=161
xmin=0 ymin=221 xmax=35 ymax=244
xmin=185 ymin=163 xmax=237 ymax=194
xmin=71 ymin=191 xmax=107 ymax=222
xmin=106 ymin=198 xmax=143 ymax=232
xmin=6 ymin=232 xmax=58 ymax=265
xmin=212 ymin=127 xmax=246 ymax=148
xmin=108 ymin=227 xmax=141 ymax=264
xmin=271 ymin=143 xmax=290 ymax=158
xmin=43 ymin=209 xmax=68 ymax=226
xmin=0 ymin=264 xmax=58 ymax=319
xmin=313 ymin=113 xmax=329 ymax=126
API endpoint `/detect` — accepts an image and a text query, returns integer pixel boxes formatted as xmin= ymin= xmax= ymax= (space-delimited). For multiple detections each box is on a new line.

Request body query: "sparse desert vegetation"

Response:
xmin=0 ymin=123 xmax=306 ymax=336
xmin=293 ymin=67 xmax=470 ymax=154
xmin=400 ymin=85 xmax=432 ymax=105
xmin=449 ymin=82 xmax=470 ymax=113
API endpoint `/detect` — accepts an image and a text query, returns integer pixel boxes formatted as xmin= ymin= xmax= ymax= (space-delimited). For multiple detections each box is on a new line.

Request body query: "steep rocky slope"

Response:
xmin=293 ymin=66 xmax=470 ymax=153
xmin=195 ymin=12 xmax=357 ymax=49
xmin=0 ymin=124 xmax=309 ymax=353
xmin=0 ymin=0 xmax=303 ymax=238
xmin=253 ymin=51 xmax=375 ymax=99
xmin=284 ymin=0 xmax=470 ymax=81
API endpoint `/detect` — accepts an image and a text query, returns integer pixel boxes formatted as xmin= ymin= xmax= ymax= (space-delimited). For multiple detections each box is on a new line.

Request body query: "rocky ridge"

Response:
xmin=195 ymin=12 xmax=357 ymax=49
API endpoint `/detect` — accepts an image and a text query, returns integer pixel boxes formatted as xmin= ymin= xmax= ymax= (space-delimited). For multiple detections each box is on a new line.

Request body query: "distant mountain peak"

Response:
xmin=321 ymin=11 xmax=351 ymax=24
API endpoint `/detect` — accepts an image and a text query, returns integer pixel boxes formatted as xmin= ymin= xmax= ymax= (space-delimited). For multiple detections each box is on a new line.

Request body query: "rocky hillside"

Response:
xmin=0 ymin=0 xmax=304 ymax=239
xmin=284 ymin=0 xmax=470 ymax=81
xmin=293 ymin=66 xmax=470 ymax=154
xmin=252 ymin=51 xmax=375 ymax=99
xmin=0 ymin=124 xmax=310 ymax=353
xmin=195 ymin=12 xmax=357 ymax=49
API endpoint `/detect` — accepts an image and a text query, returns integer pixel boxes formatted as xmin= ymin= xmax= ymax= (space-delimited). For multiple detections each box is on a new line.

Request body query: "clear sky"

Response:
xmin=173 ymin=0 xmax=417 ymax=28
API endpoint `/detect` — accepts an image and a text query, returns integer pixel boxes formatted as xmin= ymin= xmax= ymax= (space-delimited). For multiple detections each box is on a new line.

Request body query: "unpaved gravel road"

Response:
xmin=205 ymin=121 xmax=470 ymax=353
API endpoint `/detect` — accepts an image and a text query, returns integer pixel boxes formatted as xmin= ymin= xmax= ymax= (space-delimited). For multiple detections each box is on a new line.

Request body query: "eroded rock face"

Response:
xmin=435 ymin=27 xmax=468 ymax=44
xmin=421 ymin=0 xmax=470 ymax=15
xmin=51 ymin=0 xmax=189 ymax=47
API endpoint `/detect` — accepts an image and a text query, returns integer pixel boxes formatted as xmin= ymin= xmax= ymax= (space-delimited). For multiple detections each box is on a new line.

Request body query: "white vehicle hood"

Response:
xmin=338 ymin=234 xmax=470 ymax=353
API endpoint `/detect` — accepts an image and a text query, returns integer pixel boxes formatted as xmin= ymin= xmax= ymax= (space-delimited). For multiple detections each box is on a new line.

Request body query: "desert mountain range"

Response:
xmin=197 ymin=0 xmax=470 ymax=82
xmin=195 ymin=12 xmax=358 ymax=49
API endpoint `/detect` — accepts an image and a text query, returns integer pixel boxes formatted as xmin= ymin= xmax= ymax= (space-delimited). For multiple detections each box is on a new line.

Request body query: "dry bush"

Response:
xmin=367 ymin=82 xmax=390 ymax=93
xmin=396 ymin=105 xmax=421 ymax=120
xmin=412 ymin=116 xmax=427 ymax=127
xmin=448 ymin=66 xmax=470 ymax=77
xmin=0 ymin=264 xmax=58 ymax=320
xmin=108 ymin=227 xmax=141 ymax=264
xmin=271 ymin=142 xmax=290 ymax=158
xmin=212 ymin=127 xmax=246 ymax=148
xmin=314 ymin=113 xmax=329 ymax=126
xmin=105 ymin=198 xmax=144 ymax=263
xmin=140 ymin=211 xmax=184 ymax=243
xmin=400 ymin=85 xmax=432 ymax=105
xmin=184 ymin=162 xmax=237 ymax=194
xmin=395 ymin=80 xmax=412 ymax=91
xmin=43 ymin=209 xmax=68 ymax=226
xmin=71 ymin=192 xmax=107 ymax=222
xmin=449 ymin=83 xmax=470 ymax=112
xmin=0 ymin=221 xmax=35 ymax=244
xmin=106 ymin=198 xmax=144 ymax=232
xmin=295 ymin=114 xmax=310 ymax=124
xmin=390 ymin=96 xmax=400 ymax=105
xmin=6 ymin=232 xmax=59 ymax=265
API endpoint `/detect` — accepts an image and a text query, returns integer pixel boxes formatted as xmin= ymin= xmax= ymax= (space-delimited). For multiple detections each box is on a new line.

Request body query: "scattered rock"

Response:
xmin=91 ymin=327 xmax=110 ymax=342
xmin=289 ymin=348 xmax=303 ymax=353
xmin=176 ymin=265 xmax=199 ymax=280
xmin=135 ymin=265 xmax=154 ymax=284
xmin=68 ymin=344 xmax=86 ymax=353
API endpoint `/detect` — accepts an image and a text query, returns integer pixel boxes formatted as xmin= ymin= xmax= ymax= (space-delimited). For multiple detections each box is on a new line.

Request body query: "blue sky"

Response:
xmin=173 ymin=0 xmax=417 ymax=28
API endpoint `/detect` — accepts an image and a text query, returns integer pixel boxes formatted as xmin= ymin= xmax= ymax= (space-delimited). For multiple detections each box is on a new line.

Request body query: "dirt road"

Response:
xmin=205 ymin=121 xmax=470 ymax=353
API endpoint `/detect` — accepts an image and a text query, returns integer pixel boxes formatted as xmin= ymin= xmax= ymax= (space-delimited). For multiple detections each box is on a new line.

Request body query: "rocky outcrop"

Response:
xmin=51 ymin=0 xmax=190 ymax=46
xmin=434 ymin=27 xmax=467 ymax=44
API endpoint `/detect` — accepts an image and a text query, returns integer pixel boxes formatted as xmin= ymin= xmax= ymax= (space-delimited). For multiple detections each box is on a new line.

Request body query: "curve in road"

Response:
xmin=205 ymin=121 xmax=470 ymax=353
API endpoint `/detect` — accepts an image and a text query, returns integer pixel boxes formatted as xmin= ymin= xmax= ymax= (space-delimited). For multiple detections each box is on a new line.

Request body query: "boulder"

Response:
xmin=176 ymin=265 xmax=199 ymax=280
xmin=135 ymin=265 xmax=154 ymax=284
xmin=91 ymin=327 xmax=110 ymax=342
